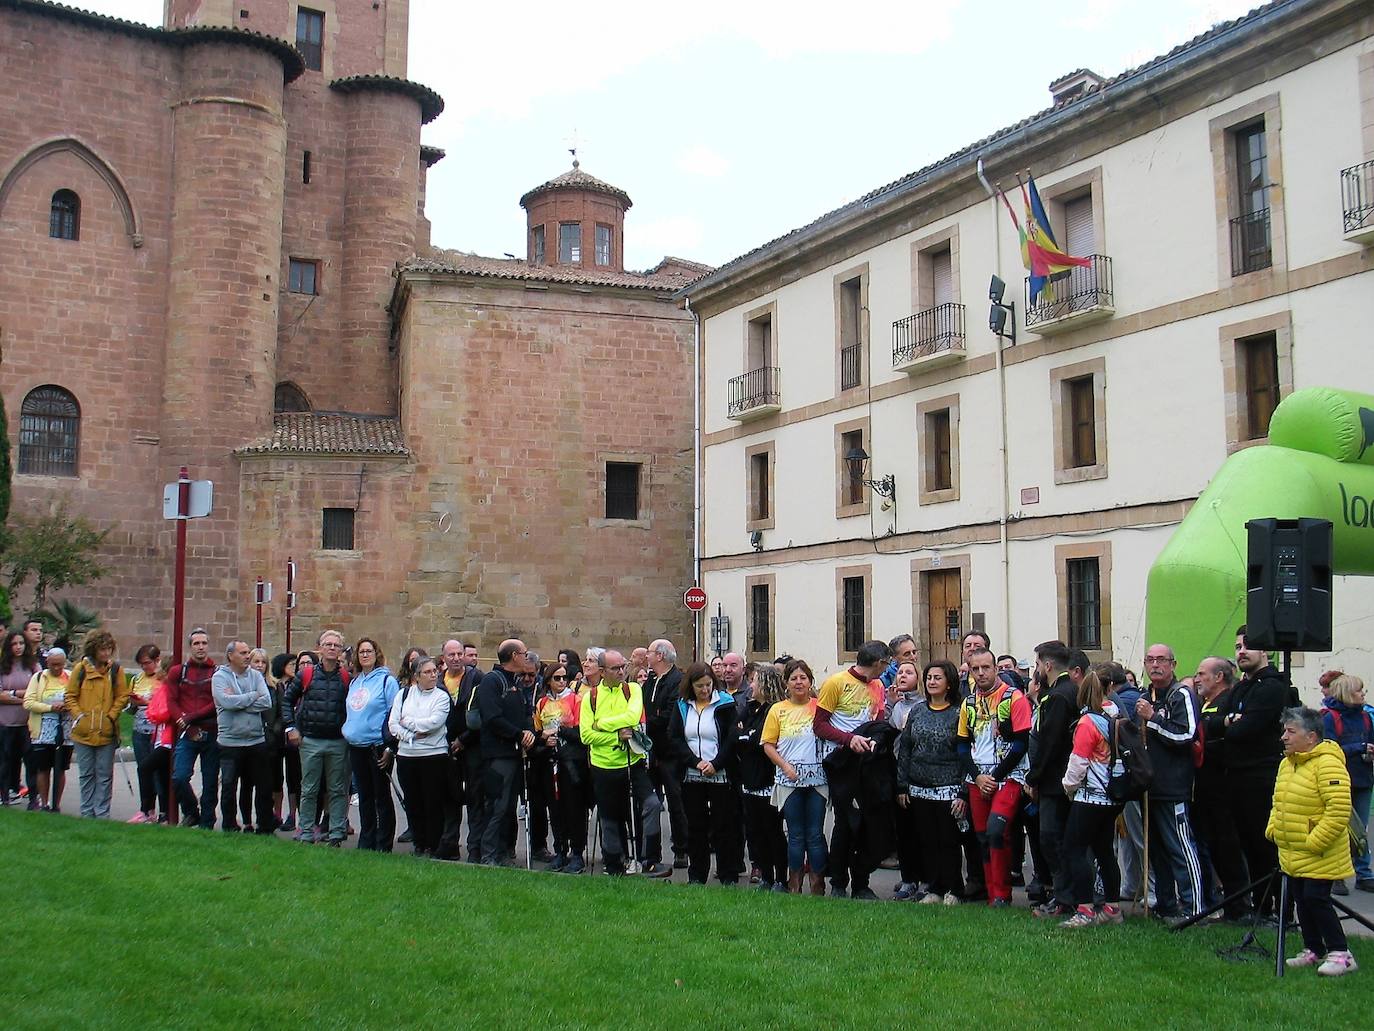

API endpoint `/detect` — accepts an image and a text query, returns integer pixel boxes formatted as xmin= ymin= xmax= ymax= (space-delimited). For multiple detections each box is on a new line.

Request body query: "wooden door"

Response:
xmin=925 ymin=568 xmax=963 ymax=665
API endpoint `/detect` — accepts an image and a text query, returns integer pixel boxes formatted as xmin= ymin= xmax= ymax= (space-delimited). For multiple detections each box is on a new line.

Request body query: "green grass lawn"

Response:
xmin=3 ymin=810 xmax=1370 ymax=1030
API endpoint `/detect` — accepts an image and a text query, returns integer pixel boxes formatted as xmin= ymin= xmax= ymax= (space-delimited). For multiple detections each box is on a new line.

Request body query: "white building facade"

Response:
xmin=687 ymin=0 xmax=1374 ymax=682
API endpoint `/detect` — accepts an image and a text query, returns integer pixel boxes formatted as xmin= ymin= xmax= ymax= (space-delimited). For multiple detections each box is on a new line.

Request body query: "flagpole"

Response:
xmin=976 ymin=157 xmax=1014 ymax=658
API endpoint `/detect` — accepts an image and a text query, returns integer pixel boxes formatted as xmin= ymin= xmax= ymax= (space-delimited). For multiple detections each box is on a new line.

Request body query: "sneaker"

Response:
xmin=770 ymin=882 xmax=787 ymax=893
xmin=548 ymin=853 xmax=568 ymax=872
xmin=280 ymin=815 xmax=297 ymax=833
xmin=750 ymin=866 xmax=762 ymax=884
xmin=1061 ymin=907 xmax=1098 ymax=929
xmin=1356 ymin=879 xmax=1374 ymax=893
xmin=673 ymin=856 xmax=689 ymax=870
xmin=893 ymin=881 xmax=922 ymax=901
xmin=918 ymin=891 xmax=942 ymax=904
xmin=1318 ymin=951 xmax=1359 ymax=977
xmin=851 ymin=887 xmax=880 ymax=902
xmin=17 ymin=786 xmax=27 ymax=799
xmin=1096 ymin=904 xmax=1124 ymax=925
xmin=1033 ymin=901 xmax=1073 ymax=919
xmin=989 ymin=898 xmax=1012 ymax=908
xmin=943 ymin=892 xmax=961 ymax=906
xmin=564 ymin=855 xmax=585 ymax=874
xmin=396 ymin=827 xmax=412 ymax=844
xmin=1286 ymin=949 xmax=1321 ymax=969
xmin=531 ymin=849 xmax=555 ymax=864
xmin=642 ymin=863 xmax=673 ymax=880
xmin=293 ymin=832 xmax=315 ymax=845
xmin=829 ymin=885 xmax=849 ymax=898
xmin=1333 ymin=880 xmax=1350 ymax=896
xmin=126 ymin=812 xmax=149 ymax=825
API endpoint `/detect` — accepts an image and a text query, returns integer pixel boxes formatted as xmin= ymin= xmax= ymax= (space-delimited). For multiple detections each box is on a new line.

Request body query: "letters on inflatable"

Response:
xmin=1145 ymin=387 xmax=1374 ymax=671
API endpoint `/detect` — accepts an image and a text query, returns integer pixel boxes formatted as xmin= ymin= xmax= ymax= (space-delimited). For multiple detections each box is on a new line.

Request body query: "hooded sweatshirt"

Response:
xmin=212 ymin=665 xmax=271 ymax=747
xmin=343 ymin=666 xmax=400 ymax=748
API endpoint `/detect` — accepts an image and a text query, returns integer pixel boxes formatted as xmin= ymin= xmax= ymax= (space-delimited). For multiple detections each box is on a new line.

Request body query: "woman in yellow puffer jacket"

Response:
xmin=63 ymin=630 xmax=129 ymax=819
xmin=1267 ymin=706 xmax=1357 ymax=976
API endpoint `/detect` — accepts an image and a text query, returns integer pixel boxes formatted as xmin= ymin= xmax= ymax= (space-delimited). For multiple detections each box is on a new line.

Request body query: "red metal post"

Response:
xmin=172 ymin=466 xmax=190 ymax=664
xmin=285 ymin=556 xmax=294 ymax=656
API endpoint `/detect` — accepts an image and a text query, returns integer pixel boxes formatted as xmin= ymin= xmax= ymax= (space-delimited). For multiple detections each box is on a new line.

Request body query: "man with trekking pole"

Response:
xmin=580 ymin=649 xmax=653 ymax=877
xmin=475 ymin=640 xmax=536 ymax=867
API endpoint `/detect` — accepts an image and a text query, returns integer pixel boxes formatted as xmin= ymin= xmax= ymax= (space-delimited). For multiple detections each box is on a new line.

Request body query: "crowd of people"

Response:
xmin=0 ymin=617 xmax=1365 ymax=977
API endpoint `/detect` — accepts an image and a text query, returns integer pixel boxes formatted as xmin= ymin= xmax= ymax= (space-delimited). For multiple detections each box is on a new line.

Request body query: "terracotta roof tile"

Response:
xmin=402 ymin=251 xmax=704 ymax=292
xmin=519 ymin=166 xmax=632 ymax=210
xmin=238 ymin=413 xmax=409 ymax=457
xmin=329 ymin=74 xmax=444 ymax=124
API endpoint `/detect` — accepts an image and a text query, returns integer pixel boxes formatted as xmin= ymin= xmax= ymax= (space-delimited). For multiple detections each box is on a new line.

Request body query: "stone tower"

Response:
xmin=520 ymin=163 xmax=632 ymax=272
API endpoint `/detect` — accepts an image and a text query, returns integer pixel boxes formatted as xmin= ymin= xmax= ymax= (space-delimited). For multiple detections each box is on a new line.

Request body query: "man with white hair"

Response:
xmin=283 ymin=629 xmax=351 ymax=845
xmin=643 ymin=639 xmax=686 ymax=873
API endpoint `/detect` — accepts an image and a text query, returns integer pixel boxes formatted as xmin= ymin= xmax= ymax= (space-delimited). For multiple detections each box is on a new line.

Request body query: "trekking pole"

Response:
xmin=519 ymin=751 xmax=532 ymax=871
xmin=119 ymin=747 xmax=136 ymax=799
xmin=623 ymin=744 xmax=641 ymax=875
xmin=589 ymin=803 xmax=600 ymax=874
xmin=1142 ymin=792 xmax=1151 ymax=920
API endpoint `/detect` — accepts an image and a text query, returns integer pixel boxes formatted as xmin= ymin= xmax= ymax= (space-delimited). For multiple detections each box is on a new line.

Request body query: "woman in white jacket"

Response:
xmin=388 ymin=656 xmax=451 ymax=857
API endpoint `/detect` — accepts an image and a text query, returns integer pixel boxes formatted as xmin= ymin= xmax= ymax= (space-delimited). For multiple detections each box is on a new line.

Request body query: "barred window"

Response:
xmin=19 ymin=386 xmax=80 ymax=476
xmin=50 ymin=190 xmax=79 ymax=240
xmin=605 ymin=462 xmax=640 ymax=520
xmin=842 ymin=576 xmax=866 ymax=654
xmin=1066 ymin=557 xmax=1101 ymax=650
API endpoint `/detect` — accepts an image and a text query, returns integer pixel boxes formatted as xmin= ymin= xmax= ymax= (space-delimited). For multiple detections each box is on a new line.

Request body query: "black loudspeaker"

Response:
xmin=1244 ymin=517 xmax=1333 ymax=652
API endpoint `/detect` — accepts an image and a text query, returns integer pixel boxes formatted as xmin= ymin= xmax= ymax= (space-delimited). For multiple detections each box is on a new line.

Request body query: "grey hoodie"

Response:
xmin=212 ymin=665 xmax=271 ymax=747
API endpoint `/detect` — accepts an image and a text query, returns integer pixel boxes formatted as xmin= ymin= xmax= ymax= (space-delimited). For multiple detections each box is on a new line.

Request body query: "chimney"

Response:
xmin=1049 ymin=69 xmax=1104 ymax=106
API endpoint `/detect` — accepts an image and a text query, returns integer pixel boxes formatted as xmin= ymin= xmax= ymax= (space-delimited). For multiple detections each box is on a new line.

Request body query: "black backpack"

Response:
xmin=1106 ymin=715 xmax=1153 ymax=803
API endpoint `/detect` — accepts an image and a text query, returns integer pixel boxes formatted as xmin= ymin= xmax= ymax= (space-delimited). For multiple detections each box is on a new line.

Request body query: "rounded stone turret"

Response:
xmin=520 ymin=163 xmax=632 ymax=272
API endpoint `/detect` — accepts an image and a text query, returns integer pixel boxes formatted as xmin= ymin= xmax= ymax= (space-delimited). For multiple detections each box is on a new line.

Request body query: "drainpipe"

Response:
xmin=977 ymin=158 xmax=1013 ymax=653
xmin=687 ymin=295 xmax=703 ymax=663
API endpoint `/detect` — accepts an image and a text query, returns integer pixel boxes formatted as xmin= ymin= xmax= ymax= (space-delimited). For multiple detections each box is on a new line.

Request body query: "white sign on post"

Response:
xmin=162 ymin=480 xmax=214 ymax=520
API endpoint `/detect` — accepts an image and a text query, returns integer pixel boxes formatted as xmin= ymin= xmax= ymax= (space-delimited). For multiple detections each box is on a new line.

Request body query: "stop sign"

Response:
xmin=684 ymin=586 xmax=708 ymax=611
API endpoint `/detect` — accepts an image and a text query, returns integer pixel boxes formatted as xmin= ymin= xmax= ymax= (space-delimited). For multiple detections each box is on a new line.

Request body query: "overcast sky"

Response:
xmin=75 ymin=0 xmax=1259 ymax=269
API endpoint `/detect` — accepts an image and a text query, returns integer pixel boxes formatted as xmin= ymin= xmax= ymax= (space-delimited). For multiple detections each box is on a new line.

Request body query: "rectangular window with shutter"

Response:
xmin=1063 ymin=195 xmax=1095 ymax=256
xmin=931 ymin=247 xmax=953 ymax=307
xmin=1067 ymin=376 xmax=1097 ymax=468
xmin=322 ymin=508 xmax=355 ymax=550
xmin=1241 ymin=331 xmax=1280 ymax=440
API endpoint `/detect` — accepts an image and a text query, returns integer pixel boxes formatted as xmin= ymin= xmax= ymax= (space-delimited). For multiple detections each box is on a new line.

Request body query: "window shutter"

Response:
xmin=1064 ymin=196 xmax=1095 ymax=256
xmin=931 ymin=249 xmax=953 ymax=307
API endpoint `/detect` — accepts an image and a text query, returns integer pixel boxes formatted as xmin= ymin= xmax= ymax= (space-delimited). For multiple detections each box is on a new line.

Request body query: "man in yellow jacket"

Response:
xmin=1268 ymin=706 xmax=1357 ymax=976
xmin=64 ymin=629 xmax=130 ymax=819
xmin=580 ymin=649 xmax=652 ymax=875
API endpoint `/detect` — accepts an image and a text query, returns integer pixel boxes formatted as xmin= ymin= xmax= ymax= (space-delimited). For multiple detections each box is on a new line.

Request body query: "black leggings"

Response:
xmin=681 ymin=778 xmax=742 ymax=883
xmin=911 ymin=797 xmax=965 ymax=896
xmin=742 ymin=792 xmax=787 ymax=884
xmin=556 ymin=759 xmax=590 ymax=856
xmin=1064 ymin=801 xmax=1121 ymax=906
xmin=1292 ymin=876 xmax=1349 ymax=954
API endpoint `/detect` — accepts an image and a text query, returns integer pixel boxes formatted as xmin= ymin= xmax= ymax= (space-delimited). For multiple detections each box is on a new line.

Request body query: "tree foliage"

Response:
xmin=33 ymin=598 xmax=101 ymax=648
xmin=2 ymin=500 xmax=109 ymax=610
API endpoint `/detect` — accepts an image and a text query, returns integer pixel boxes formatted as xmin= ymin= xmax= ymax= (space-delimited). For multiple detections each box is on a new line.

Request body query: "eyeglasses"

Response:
xmin=1144 ymin=656 xmax=1173 ymax=664
xmin=606 ymin=663 xmax=626 ymax=671
xmin=551 ymin=674 xmax=568 ymax=681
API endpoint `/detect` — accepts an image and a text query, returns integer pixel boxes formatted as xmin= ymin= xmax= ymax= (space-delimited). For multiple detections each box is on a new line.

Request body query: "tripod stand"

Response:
xmin=1173 ymin=867 xmax=1374 ymax=976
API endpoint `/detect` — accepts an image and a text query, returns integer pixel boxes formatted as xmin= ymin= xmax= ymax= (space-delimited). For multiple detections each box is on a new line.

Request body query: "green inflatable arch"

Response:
xmin=1144 ymin=387 xmax=1374 ymax=671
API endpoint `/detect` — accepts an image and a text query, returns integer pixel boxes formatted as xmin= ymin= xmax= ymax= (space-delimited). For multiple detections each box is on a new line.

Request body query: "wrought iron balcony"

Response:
xmin=840 ymin=343 xmax=862 ymax=390
xmin=1229 ymin=208 xmax=1272 ymax=276
xmin=1342 ymin=160 xmax=1374 ymax=245
xmin=1024 ymin=254 xmax=1114 ymax=333
xmin=727 ymin=366 xmax=781 ymax=420
xmin=891 ymin=302 xmax=965 ymax=373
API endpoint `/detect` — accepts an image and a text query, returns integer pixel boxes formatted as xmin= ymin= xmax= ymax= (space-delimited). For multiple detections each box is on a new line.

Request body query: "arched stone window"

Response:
xmin=19 ymin=385 xmax=80 ymax=476
xmin=49 ymin=189 xmax=80 ymax=240
xmin=274 ymin=382 xmax=312 ymax=413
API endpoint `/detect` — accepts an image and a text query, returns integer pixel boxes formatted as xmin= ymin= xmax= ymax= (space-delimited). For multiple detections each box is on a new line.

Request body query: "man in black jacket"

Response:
xmin=1134 ymin=643 xmax=1203 ymax=919
xmin=1025 ymin=640 xmax=1079 ymax=918
xmin=1192 ymin=655 xmax=1252 ymax=920
xmin=644 ymin=638 xmax=686 ymax=871
xmin=282 ymin=629 xmax=351 ymax=845
xmin=1226 ymin=626 xmax=1289 ymax=912
xmin=475 ymin=639 xmax=535 ymax=866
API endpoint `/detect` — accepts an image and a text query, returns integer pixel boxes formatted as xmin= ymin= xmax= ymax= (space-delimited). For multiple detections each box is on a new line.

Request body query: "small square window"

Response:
xmin=322 ymin=508 xmax=355 ymax=550
xmin=289 ymin=258 xmax=318 ymax=295
xmin=605 ymin=462 xmax=640 ymax=520
xmin=297 ymin=7 xmax=324 ymax=72
xmin=559 ymin=223 xmax=581 ymax=263
xmin=595 ymin=224 xmax=612 ymax=266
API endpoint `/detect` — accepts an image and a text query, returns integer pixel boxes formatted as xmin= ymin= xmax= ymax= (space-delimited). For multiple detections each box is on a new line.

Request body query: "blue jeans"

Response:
xmin=173 ymin=730 xmax=220 ymax=827
xmin=781 ymin=787 xmax=827 ymax=874
xmin=1353 ymin=785 xmax=1372 ymax=881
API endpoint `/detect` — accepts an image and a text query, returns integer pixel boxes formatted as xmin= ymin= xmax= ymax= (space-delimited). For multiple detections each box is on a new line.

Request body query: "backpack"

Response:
xmin=1106 ymin=715 xmax=1153 ymax=803
xmin=1327 ymin=707 xmax=1373 ymax=741
xmin=295 ymin=663 xmax=350 ymax=721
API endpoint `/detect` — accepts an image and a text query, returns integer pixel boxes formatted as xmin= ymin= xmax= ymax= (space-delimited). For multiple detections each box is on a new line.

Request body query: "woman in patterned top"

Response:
xmin=897 ymin=660 xmax=965 ymax=905
xmin=763 ymin=659 xmax=829 ymax=894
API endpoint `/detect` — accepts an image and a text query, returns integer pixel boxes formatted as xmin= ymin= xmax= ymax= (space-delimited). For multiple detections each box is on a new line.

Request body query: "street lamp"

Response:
xmin=844 ymin=446 xmax=895 ymax=499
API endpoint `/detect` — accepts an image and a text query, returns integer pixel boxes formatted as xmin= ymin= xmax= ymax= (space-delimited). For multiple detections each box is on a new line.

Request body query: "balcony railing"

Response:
xmin=1342 ymin=160 xmax=1374 ymax=242
xmin=892 ymin=302 xmax=965 ymax=371
xmin=840 ymin=343 xmax=862 ymax=389
xmin=1024 ymin=254 xmax=1114 ymax=330
xmin=727 ymin=366 xmax=781 ymax=419
xmin=1229 ymin=208 xmax=1272 ymax=276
